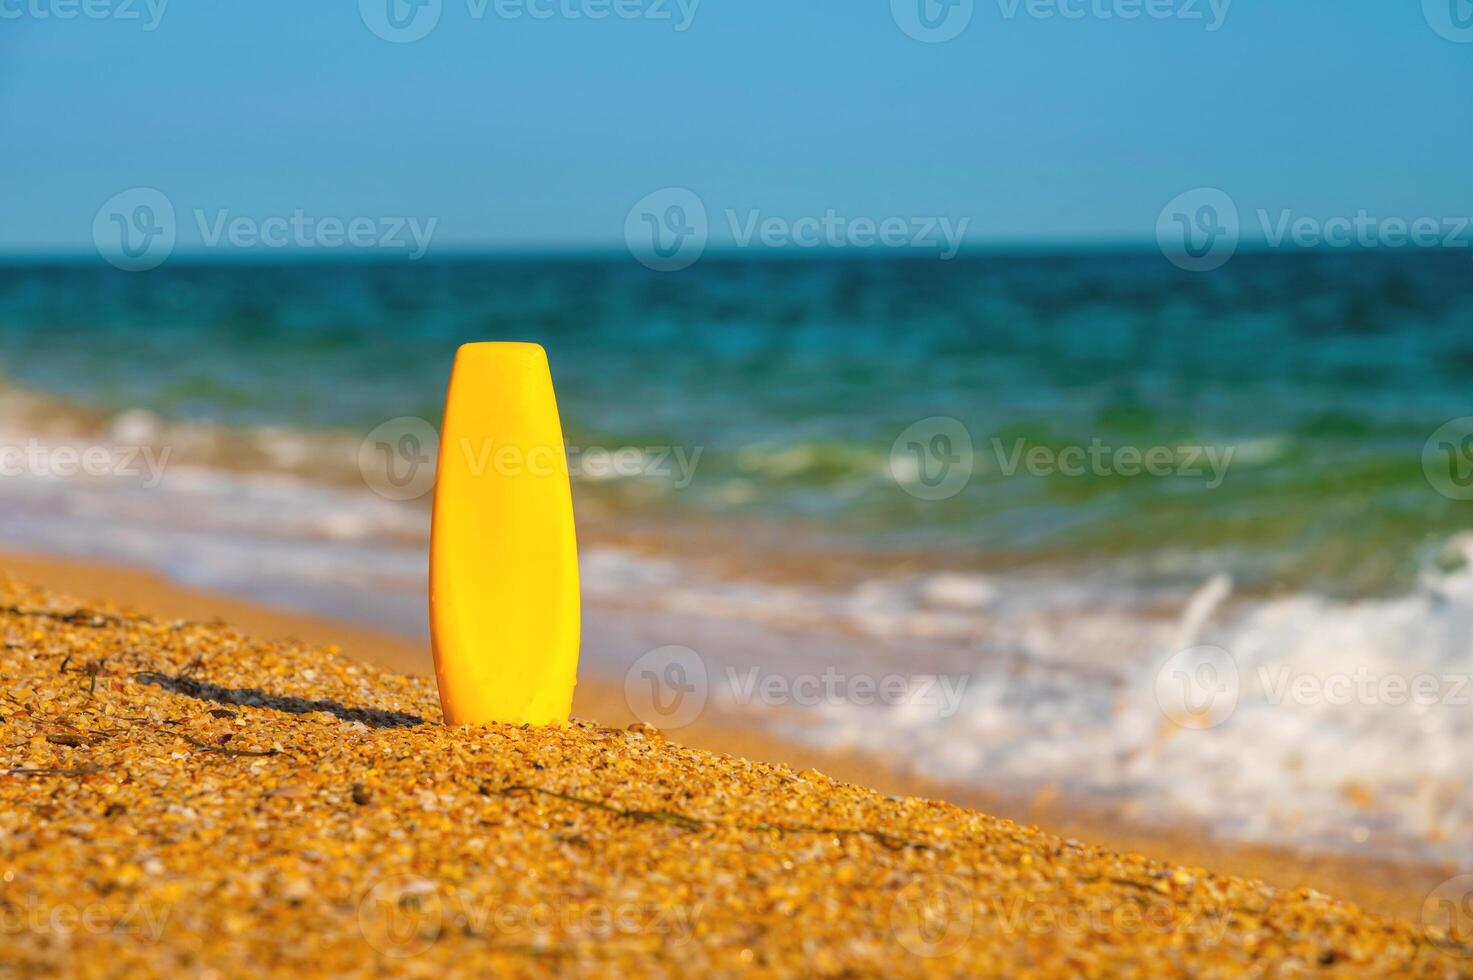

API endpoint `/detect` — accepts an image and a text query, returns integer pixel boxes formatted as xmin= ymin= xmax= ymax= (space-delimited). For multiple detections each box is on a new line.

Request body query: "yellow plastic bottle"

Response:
xmin=429 ymin=342 xmax=580 ymax=725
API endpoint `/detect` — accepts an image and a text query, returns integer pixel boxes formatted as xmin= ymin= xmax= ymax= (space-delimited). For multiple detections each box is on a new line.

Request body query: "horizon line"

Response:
xmin=1 ymin=241 xmax=1468 ymax=267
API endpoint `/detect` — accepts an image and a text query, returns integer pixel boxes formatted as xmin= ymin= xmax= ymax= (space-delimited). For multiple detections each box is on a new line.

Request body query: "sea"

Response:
xmin=2 ymin=250 xmax=1471 ymax=865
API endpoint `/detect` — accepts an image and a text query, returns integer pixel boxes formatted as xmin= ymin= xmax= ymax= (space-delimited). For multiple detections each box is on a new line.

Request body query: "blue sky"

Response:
xmin=3 ymin=0 xmax=1470 ymax=253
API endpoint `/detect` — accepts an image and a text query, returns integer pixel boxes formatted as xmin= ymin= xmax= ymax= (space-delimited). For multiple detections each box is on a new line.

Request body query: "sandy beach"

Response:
xmin=2 ymin=551 xmax=1468 ymax=977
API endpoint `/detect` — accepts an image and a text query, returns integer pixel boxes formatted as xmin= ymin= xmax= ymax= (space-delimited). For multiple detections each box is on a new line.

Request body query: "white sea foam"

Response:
xmin=763 ymin=549 xmax=1473 ymax=865
xmin=0 ymin=431 xmax=430 ymax=633
xmin=3 ymin=420 xmax=1469 ymax=864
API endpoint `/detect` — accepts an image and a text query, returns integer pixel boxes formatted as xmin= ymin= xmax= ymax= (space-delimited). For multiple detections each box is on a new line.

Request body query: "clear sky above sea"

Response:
xmin=3 ymin=0 xmax=1470 ymax=253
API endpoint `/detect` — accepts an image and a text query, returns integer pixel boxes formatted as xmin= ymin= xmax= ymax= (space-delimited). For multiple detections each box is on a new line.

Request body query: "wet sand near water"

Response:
xmin=0 ymin=548 xmax=1457 ymax=925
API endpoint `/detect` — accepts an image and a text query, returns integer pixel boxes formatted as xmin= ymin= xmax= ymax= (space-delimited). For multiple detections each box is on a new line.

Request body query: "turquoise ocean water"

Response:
xmin=3 ymin=252 xmax=1472 ymax=592
xmin=2 ymin=251 xmax=1472 ymax=864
